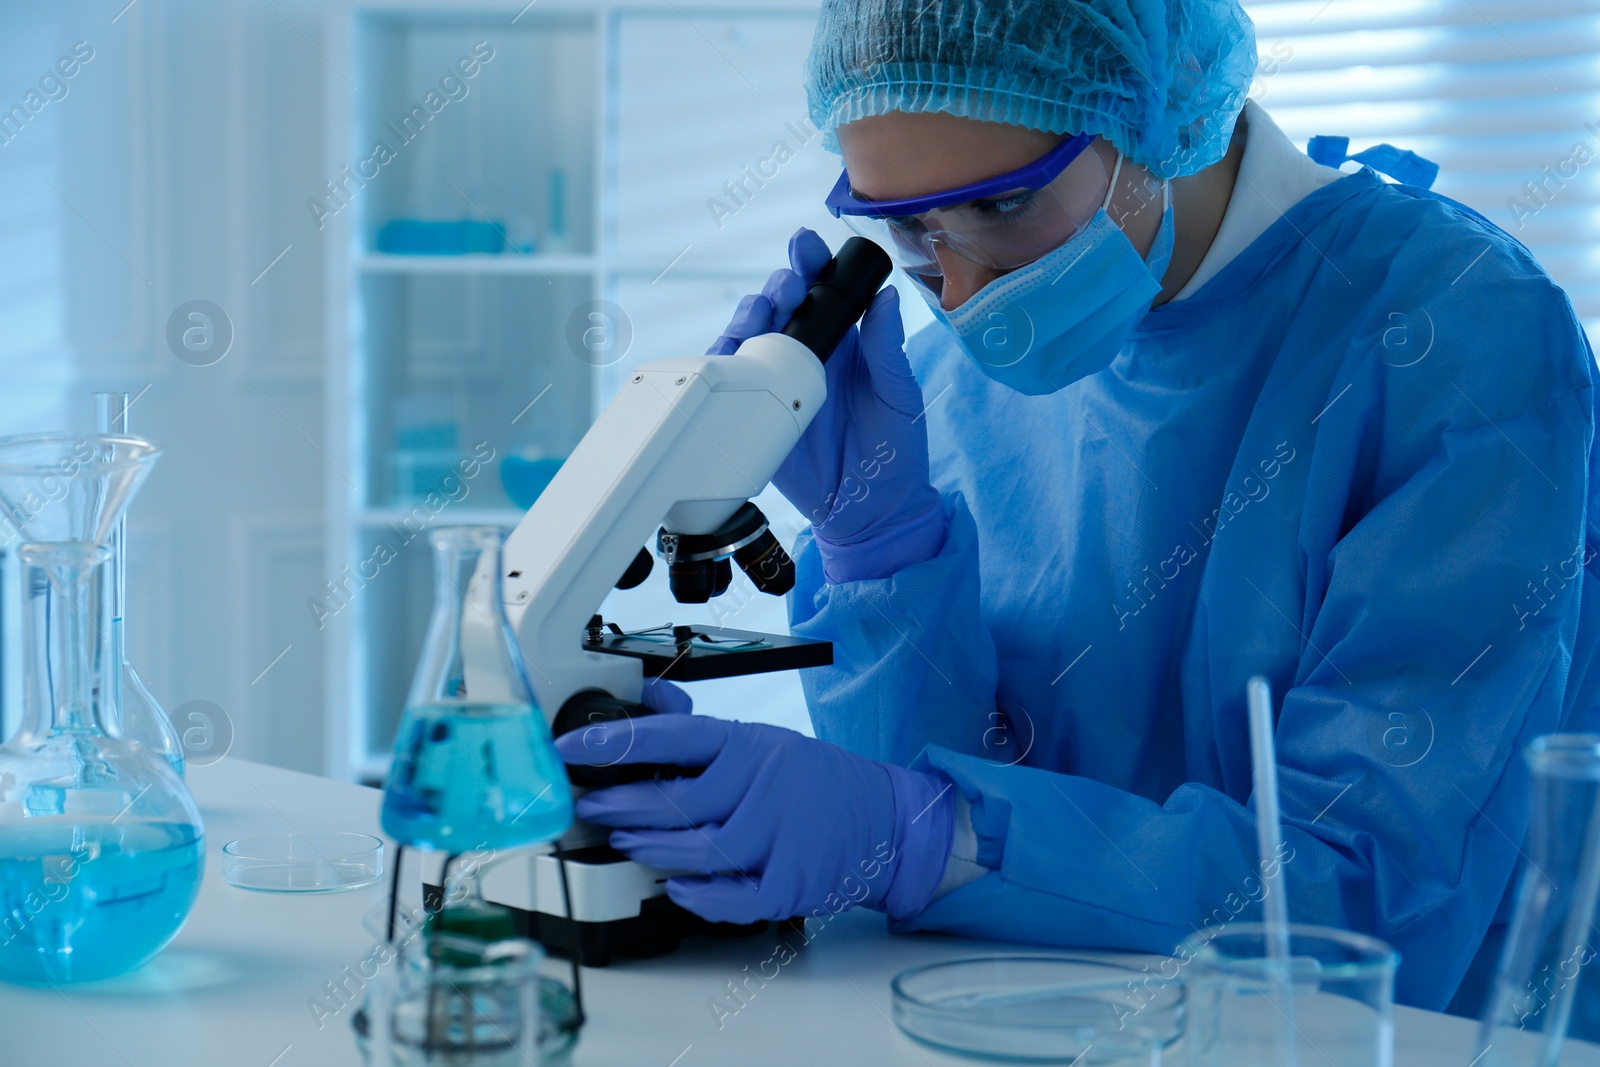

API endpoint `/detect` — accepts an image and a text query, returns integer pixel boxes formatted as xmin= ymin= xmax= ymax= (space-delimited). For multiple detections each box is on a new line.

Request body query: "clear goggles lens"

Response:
xmin=841 ymin=148 xmax=1114 ymax=278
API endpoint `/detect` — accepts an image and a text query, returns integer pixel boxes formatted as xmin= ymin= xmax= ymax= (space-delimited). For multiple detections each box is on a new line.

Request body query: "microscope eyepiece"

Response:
xmin=779 ymin=236 xmax=894 ymax=363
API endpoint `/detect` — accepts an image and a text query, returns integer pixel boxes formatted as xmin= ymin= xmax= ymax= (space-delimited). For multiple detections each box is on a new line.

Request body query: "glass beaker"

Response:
xmin=1475 ymin=734 xmax=1600 ymax=1064
xmin=0 ymin=434 xmax=204 ymax=985
xmin=355 ymin=900 xmax=581 ymax=1066
xmin=1180 ymin=923 xmax=1398 ymax=1067
xmin=94 ymin=392 xmax=185 ymax=774
xmin=380 ymin=526 xmax=572 ymax=851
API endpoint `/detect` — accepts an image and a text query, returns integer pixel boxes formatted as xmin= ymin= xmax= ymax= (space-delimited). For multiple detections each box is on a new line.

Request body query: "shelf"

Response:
xmin=609 ymin=263 xmax=773 ymax=283
xmin=333 ymin=4 xmax=826 ymax=781
xmin=357 ymin=505 xmax=527 ymax=526
xmin=358 ymin=252 xmax=598 ymax=275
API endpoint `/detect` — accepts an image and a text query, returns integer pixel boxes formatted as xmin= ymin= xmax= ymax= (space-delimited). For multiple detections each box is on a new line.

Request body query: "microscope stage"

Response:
xmin=583 ymin=623 xmax=832 ymax=681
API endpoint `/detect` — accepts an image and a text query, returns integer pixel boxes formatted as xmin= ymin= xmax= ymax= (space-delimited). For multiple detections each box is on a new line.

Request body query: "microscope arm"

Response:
xmin=501 ymin=237 xmax=893 ymax=722
xmin=460 ymin=240 xmax=892 ymax=957
xmin=501 ymin=333 xmax=826 ymax=718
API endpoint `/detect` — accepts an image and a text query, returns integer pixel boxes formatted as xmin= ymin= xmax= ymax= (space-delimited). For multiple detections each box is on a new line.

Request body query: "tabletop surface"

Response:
xmin=3 ymin=757 xmax=1597 ymax=1067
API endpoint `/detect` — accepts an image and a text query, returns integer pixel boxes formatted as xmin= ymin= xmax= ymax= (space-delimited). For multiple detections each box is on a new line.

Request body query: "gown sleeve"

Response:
xmin=788 ymin=492 xmax=1001 ymax=767
xmin=895 ymin=382 xmax=1598 ymax=1012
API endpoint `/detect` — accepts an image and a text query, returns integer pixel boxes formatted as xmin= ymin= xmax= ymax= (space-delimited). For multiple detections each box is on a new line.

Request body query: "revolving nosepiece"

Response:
xmin=657 ymin=502 xmax=794 ymax=604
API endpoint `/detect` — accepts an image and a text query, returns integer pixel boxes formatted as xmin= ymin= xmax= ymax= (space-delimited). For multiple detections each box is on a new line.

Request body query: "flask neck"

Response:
xmin=19 ymin=541 xmax=114 ymax=737
xmin=408 ymin=526 xmax=530 ymax=708
xmin=434 ymin=540 xmax=497 ymax=627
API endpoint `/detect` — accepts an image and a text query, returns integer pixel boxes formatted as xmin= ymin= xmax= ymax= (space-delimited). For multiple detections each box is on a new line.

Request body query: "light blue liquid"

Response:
xmin=381 ymin=702 xmax=573 ymax=851
xmin=0 ymin=820 xmax=203 ymax=985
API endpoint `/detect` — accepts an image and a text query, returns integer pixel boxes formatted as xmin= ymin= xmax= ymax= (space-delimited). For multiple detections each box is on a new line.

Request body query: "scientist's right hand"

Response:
xmin=707 ymin=227 xmax=946 ymax=583
xmin=556 ymin=681 xmax=956 ymax=926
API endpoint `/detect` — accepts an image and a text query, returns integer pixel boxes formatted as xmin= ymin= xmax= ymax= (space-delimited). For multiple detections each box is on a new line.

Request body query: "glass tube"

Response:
xmin=92 ymin=392 xmax=184 ymax=773
xmin=1476 ymin=734 xmax=1600 ymax=1064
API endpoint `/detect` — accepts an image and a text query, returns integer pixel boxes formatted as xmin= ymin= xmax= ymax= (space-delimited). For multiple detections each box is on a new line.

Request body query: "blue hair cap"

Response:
xmin=804 ymin=0 xmax=1258 ymax=179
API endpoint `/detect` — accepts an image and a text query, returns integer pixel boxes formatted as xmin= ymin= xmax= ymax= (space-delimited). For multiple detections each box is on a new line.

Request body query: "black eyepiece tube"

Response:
xmin=779 ymin=236 xmax=894 ymax=363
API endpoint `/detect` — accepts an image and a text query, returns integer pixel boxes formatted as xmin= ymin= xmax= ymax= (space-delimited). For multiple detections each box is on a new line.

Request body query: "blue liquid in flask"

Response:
xmin=0 ymin=819 xmax=204 ymax=984
xmin=381 ymin=702 xmax=573 ymax=851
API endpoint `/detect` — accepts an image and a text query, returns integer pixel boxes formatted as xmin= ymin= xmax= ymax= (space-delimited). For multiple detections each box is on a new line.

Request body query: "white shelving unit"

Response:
xmin=323 ymin=1 xmax=854 ymax=784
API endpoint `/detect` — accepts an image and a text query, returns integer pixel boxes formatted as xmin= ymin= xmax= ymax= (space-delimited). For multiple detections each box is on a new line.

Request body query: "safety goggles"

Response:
xmin=825 ymin=132 xmax=1111 ymax=276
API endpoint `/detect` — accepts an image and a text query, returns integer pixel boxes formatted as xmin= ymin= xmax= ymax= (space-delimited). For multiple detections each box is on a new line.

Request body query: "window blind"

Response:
xmin=1242 ymin=0 xmax=1600 ymax=339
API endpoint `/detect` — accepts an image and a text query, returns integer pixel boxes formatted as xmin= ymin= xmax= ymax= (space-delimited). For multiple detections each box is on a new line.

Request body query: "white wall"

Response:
xmin=0 ymin=0 xmax=330 ymax=770
xmin=0 ymin=0 xmax=857 ymax=775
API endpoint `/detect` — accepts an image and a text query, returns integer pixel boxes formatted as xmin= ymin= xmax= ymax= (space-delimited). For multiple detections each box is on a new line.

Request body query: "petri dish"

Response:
xmin=222 ymin=832 xmax=384 ymax=892
xmin=892 ymin=956 xmax=1184 ymax=1064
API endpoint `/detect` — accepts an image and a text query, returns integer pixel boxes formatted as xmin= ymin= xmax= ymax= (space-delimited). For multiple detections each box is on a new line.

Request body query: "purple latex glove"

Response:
xmin=555 ymin=681 xmax=956 ymax=924
xmin=707 ymin=228 xmax=946 ymax=583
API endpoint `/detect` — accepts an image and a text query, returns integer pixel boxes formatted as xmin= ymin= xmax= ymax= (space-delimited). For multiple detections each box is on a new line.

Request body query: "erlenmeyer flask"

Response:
xmin=1475 ymin=734 xmax=1600 ymax=1064
xmin=380 ymin=526 xmax=572 ymax=851
xmin=0 ymin=434 xmax=204 ymax=985
xmin=94 ymin=392 xmax=184 ymax=774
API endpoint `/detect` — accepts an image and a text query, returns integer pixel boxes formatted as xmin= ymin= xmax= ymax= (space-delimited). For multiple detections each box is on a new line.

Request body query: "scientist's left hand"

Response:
xmin=708 ymin=228 xmax=946 ymax=582
xmin=554 ymin=685 xmax=956 ymax=925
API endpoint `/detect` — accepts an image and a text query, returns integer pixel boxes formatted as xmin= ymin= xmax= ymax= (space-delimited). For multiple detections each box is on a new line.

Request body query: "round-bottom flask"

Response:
xmin=0 ymin=435 xmax=204 ymax=985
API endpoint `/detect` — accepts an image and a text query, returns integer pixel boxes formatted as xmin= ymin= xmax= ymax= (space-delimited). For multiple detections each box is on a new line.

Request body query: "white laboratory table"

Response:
xmin=3 ymin=758 xmax=1596 ymax=1067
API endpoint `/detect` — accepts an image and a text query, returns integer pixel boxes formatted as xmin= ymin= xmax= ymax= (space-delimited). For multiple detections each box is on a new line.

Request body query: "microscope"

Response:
xmin=434 ymin=238 xmax=893 ymax=965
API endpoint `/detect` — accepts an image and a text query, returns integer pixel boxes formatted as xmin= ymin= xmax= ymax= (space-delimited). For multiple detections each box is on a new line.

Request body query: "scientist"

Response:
xmin=557 ymin=0 xmax=1600 ymax=1017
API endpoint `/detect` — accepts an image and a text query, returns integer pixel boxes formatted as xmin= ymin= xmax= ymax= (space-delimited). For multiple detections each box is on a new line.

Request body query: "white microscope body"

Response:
xmin=502 ymin=333 xmax=825 ymax=713
xmin=468 ymin=239 xmax=891 ymax=963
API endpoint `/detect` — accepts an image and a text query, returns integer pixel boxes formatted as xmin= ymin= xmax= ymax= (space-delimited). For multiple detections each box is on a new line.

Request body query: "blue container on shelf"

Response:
xmin=391 ymin=395 xmax=460 ymax=505
xmin=500 ymin=451 xmax=565 ymax=509
xmin=376 ymin=219 xmax=506 ymax=255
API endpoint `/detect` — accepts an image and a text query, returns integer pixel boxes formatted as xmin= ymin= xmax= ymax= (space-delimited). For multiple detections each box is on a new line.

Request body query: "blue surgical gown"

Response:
xmin=789 ymin=167 xmax=1600 ymax=1012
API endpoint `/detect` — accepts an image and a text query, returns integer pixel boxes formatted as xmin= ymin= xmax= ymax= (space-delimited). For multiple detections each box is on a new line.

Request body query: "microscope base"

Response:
xmin=421 ymin=844 xmax=768 ymax=967
xmin=527 ymin=894 xmax=768 ymax=968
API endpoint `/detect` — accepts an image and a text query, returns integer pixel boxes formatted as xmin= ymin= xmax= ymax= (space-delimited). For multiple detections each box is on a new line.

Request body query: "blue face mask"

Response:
xmin=918 ymin=156 xmax=1174 ymax=397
